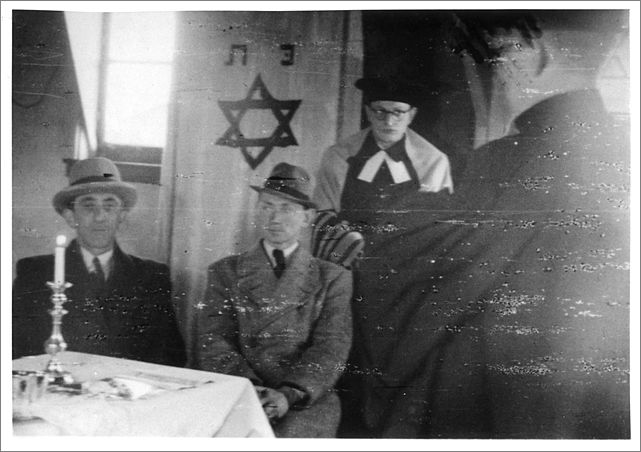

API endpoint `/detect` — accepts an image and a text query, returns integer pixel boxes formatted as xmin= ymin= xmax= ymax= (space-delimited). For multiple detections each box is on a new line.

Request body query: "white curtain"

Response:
xmin=161 ymin=11 xmax=363 ymax=362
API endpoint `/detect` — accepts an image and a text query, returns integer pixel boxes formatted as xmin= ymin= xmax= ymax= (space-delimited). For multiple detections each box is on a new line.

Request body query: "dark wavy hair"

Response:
xmin=450 ymin=10 xmax=627 ymax=68
xmin=450 ymin=11 xmax=542 ymax=65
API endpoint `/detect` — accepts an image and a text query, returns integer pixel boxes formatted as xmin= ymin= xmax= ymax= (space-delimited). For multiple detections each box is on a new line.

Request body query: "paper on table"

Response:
xmin=84 ymin=373 xmax=215 ymax=400
xmin=128 ymin=371 xmax=215 ymax=390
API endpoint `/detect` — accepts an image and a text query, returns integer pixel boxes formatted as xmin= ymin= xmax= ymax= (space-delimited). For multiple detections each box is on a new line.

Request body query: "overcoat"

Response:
xmin=195 ymin=242 xmax=353 ymax=437
xmin=337 ymin=90 xmax=630 ymax=438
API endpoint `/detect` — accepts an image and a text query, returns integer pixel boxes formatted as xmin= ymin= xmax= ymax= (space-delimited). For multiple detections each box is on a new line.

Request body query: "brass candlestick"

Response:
xmin=43 ymin=281 xmax=75 ymax=385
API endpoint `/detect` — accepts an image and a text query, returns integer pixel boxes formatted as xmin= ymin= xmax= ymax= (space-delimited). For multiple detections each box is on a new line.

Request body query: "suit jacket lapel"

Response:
xmin=64 ymin=240 xmax=131 ymax=329
xmin=107 ymin=243 xmax=134 ymax=291
xmin=277 ymin=246 xmax=320 ymax=302
xmin=237 ymin=243 xmax=321 ymax=331
xmin=65 ymin=239 xmax=90 ymax=281
xmin=63 ymin=240 xmax=110 ymax=333
xmin=65 ymin=240 xmax=92 ymax=299
xmin=237 ymin=242 xmax=278 ymax=301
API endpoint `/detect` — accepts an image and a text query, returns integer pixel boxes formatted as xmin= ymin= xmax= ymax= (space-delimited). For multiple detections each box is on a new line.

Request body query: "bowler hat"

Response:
xmin=52 ymin=157 xmax=137 ymax=214
xmin=251 ymin=162 xmax=316 ymax=209
xmin=355 ymin=76 xmax=422 ymax=105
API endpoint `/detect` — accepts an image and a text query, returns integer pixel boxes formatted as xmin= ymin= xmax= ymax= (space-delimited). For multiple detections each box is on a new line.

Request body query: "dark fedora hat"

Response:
xmin=52 ymin=157 xmax=137 ymax=214
xmin=251 ymin=162 xmax=316 ymax=209
xmin=355 ymin=76 xmax=423 ymax=105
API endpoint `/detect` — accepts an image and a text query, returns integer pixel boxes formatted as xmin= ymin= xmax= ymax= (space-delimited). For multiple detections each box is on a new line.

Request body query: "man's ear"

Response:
xmin=408 ymin=107 xmax=418 ymax=124
xmin=303 ymin=208 xmax=316 ymax=226
xmin=116 ymin=209 xmax=128 ymax=227
xmin=364 ymin=104 xmax=373 ymax=124
xmin=535 ymin=42 xmax=549 ymax=76
xmin=61 ymin=209 xmax=77 ymax=229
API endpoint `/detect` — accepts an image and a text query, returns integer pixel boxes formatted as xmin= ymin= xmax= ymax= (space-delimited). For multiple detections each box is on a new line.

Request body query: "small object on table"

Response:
xmin=13 ymin=371 xmax=49 ymax=404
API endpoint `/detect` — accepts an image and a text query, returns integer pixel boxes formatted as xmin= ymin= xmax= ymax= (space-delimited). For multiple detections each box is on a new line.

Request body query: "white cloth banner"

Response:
xmin=162 ymin=11 xmax=363 ymax=361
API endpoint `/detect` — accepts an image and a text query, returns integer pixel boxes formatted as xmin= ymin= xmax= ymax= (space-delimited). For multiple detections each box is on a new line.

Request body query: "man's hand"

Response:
xmin=255 ymin=386 xmax=289 ymax=422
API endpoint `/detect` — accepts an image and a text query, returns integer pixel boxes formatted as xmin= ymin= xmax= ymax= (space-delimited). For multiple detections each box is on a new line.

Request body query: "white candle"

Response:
xmin=54 ymin=235 xmax=66 ymax=285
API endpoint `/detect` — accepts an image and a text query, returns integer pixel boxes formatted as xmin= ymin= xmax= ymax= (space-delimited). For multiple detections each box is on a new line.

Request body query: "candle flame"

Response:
xmin=56 ymin=235 xmax=67 ymax=246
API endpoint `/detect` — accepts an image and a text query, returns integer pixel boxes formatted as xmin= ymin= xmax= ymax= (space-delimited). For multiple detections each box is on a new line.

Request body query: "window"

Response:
xmin=97 ymin=12 xmax=176 ymax=184
xmin=597 ymin=31 xmax=630 ymax=122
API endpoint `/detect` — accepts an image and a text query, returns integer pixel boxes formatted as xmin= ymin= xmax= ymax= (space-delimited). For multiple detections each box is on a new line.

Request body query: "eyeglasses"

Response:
xmin=74 ymin=200 xmax=123 ymax=215
xmin=367 ymin=105 xmax=413 ymax=121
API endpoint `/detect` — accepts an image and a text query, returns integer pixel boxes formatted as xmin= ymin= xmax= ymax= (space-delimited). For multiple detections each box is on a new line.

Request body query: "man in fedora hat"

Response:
xmin=12 ymin=157 xmax=186 ymax=367
xmin=194 ymin=162 xmax=353 ymax=437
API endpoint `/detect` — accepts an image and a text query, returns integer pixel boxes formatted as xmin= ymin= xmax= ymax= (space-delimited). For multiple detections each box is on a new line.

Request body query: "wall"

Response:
xmin=361 ymin=10 xmax=476 ymax=181
xmin=164 ymin=11 xmax=363 ymax=360
xmin=12 ymin=10 xmax=170 ymax=279
xmin=12 ymin=10 xmax=85 ymax=277
xmin=11 ymin=9 xmax=362 ymax=362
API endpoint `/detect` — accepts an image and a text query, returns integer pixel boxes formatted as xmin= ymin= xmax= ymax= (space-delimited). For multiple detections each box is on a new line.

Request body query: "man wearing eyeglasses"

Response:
xmin=12 ymin=157 xmax=186 ymax=367
xmin=312 ymin=76 xmax=455 ymax=437
xmin=195 ymin=162 xmax=353 ymax=437
xmin=314 ymin=76 xmax=453 ymax=216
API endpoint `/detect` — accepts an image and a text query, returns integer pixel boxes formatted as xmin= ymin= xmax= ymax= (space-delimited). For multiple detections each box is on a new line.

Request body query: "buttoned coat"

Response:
xmin=195 ymin=242 xmax=353 ymax=437
xmin=12 ymin=239 xmax=186 ymax=367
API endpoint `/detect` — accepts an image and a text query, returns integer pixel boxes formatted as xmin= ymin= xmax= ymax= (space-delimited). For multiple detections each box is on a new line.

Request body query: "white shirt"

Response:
xmin=262 ymin=240 xmax=299 ymax=268
xmin=80 ymin=246 xmax=113 ymax=280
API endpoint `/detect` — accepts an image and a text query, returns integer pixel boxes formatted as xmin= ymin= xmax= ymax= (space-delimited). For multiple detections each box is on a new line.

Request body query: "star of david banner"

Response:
xmin=217 ymin=74 xmax=302 ymax=169
xmin=164 ymin=11 xmax=363 ymax=355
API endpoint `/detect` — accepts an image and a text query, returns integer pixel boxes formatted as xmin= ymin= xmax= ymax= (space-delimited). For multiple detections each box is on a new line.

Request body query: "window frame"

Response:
xmin=95 ymin=13 xmax=173 ymax=185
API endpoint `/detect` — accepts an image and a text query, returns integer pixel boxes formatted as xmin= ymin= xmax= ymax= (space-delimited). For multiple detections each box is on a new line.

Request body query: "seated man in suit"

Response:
xmin=12 ymin=157 xmax=186 ymax=367
xmin=194 ymin=162 xmax=353 ymax=437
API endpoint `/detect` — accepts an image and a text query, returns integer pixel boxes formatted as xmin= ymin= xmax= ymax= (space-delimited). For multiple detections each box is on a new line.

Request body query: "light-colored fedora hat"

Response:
xmin=52 ymin=157 xmax=137 ymax=214
xmin=250 ymin=162 xmax=316 ymax=209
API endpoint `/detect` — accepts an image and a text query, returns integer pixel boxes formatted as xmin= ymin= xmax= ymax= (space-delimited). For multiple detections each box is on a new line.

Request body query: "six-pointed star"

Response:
xmin=217 ymin=74 xmax=302 ymax=169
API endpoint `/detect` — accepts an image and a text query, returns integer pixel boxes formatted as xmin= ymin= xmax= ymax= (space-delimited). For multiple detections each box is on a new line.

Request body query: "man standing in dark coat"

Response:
xmin=312 ymin=76 xmax=454 ymax=438
xmin=13 ymin=157 xmax=186 ymax=367
xmin=420 ymin=11 xmax=630 ymax=438
xmin=315 ymin=10 xmax=630 ymax=439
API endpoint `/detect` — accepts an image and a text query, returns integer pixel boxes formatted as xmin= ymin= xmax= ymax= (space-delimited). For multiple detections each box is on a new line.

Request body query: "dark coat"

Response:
xmin=195 ymin=242 xmax=353 ymax=437
xmin=12 ymin=239 xmax=186 ymax=367
xmin=344 ymin=90 xmax=629 ymax=439
xmin=433 ymin=90 xmax=630 ymax=439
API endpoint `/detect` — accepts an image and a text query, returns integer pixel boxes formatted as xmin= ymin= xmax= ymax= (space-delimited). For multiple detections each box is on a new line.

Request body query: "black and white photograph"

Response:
xmin=2 ymin=1 xmax=639 ymax=450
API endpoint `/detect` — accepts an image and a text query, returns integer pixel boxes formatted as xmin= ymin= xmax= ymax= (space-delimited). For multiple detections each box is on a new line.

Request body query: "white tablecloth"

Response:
xmin=12 ymin=352 xmax=274 ymax=437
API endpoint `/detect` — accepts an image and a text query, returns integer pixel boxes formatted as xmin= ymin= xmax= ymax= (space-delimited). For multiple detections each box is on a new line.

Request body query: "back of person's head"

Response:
xmin=452 ymin=10 xmax=627 ymax=73
xmin=450 ymin=10 xmax=629 ymax=145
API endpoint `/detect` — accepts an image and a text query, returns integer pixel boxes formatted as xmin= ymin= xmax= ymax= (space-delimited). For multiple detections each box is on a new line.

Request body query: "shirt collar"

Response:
xmin=262 ymin=240 xmax=299 ymax=267
xmin=79 ymin=246 xmax=114 ymax=277
xmin=513 ymin=89 xmax=605 ymax=134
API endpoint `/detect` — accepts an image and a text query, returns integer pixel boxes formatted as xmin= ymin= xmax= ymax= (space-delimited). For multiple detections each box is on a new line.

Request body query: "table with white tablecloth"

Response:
xmin=12 ymin=352 xmax=274 ymax=437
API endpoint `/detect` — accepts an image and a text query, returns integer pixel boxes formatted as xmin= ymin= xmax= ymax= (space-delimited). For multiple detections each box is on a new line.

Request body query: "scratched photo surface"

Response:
xmin=8 ymin=5 xmax=634 ymax=445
